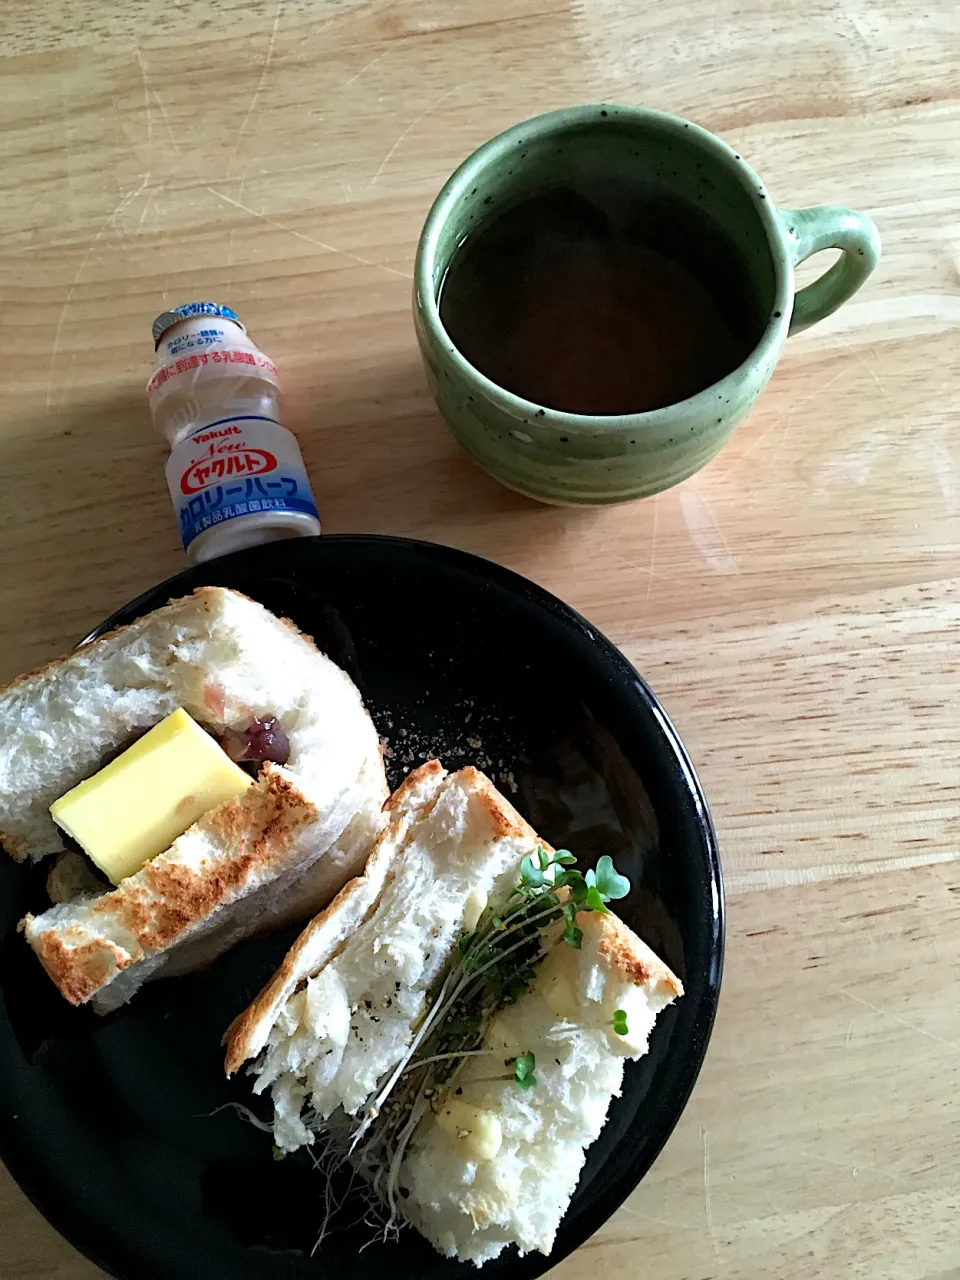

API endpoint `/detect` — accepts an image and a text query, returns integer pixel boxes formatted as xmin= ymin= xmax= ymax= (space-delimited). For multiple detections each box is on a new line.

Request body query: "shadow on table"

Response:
xmin=289 ymin=352 xmax=602 ymax=559
xmin=0 ymin=359 xmax=603 ymax=672
xmin=0 ymin=390 xmax=186 ymax=673
xmin=2 ymin=386 xmax=174 ymax=555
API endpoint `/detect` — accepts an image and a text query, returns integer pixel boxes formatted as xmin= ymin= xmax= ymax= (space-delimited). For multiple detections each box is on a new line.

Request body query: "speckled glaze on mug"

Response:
xmin=414 ymin=105 xmax=881 ymax=505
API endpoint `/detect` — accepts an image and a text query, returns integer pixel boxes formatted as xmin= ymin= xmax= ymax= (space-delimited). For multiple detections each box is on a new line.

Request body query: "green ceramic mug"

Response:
xmin=413 ymin=104 xmax=881 ymax=505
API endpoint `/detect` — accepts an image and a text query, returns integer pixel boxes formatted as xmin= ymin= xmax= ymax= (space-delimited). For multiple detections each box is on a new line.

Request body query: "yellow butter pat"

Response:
xmin=50 ymin=708 xmax=252 ymax=885
xmin=436 ymin=1100 xmax=503 ymax=1161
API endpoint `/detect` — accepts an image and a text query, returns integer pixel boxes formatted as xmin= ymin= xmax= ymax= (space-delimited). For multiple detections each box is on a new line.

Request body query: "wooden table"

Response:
xmin=2 ymin=1 xmax=958 ymax=1275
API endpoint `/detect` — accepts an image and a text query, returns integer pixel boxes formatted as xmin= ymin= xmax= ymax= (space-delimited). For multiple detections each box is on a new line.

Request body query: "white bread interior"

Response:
xmin=5 ymin=587 xmax=387 ymax=1008
xmin=225 ymin=761 xmax=682 ymax=1266
xmin=225 ymin=762 xmax=547 ymax=1151
xmin=400 ymin=910 xmax=682 ymax=1266
xmin=127 ymin=771 xmax=388 ymax=990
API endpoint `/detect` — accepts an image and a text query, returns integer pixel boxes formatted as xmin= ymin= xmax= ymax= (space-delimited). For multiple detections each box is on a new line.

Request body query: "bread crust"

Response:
xmin=403 ymin=902 xmax=683 ymax=1264
xmin=0 ymin=586 xmax=330 ymax=863
xmin=24 ymin=768 xmax=321 ymax=1006
xmin=222 ymin=763 xmax=682 ymax=1078
xmin=8 ymin=585 xmax=386 ymax=1006
xmin=223 ymin=762 xmax=559 ymax=1078
xmin=23 ymin=926 xmax=133 ymax=1007
xmin=0 ymin=586 xmax=220 ymax=707
xmin=3 ymin=830 xmax=35 ymax=863
xmin=223 ymin=761 xmax=686 ymax=1269
xmin=224 ymin=760 xmax=449 ymax=1074
xmin=454 ymin=766 xmax=550 ymax=848
xmin=594 ymin=910 xmax=684 ymax=997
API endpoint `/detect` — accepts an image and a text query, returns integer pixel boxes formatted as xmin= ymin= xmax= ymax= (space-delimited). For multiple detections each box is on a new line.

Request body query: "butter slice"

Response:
xmin=436 ymin=1100 xmax=503 ymax=1161
xmin=50 ymin=708 xmax=252 ymax=885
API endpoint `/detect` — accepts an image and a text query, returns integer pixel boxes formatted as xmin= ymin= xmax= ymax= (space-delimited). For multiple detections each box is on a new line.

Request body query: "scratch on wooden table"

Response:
xmin=839 ymin=988 xmax=960 ymax=1055
xmin=153 ymin=90 xmax=182 ymax=157
xmin=205 ymin=186 xmax=412 ymax=279
xmin=680 ymin=485 xmax=741 ymax=575
xmin=136 ymin=186 xmax=161 ymax=229
xmin=44 ymin=177 xmax=149 ymax=410
xmin=835 ymin=335 xmax=894 ymax=403
xmin=341 ymin=51 xmax=388 ymax=89
xmin=837 ymin=9 xmax=876 ymax=56
xmin=600 ymin=540 xmax=665 ymax=586
xmin=791 ymin=1140 xmax=915 ymax=1197
xmin=701 ymin=1123 xmax=721 ymax=1263
xmin=727 ymin=847 xmax=960 ymax=894
xmin=739 ymin=364 xmax=851 ymax=462
xmin=227 ymin=0 xmax=283 ymax=179
xmin=369 ymin=86 xmax=460 ymax=185
xmin=134 ymin=44 xmax=153 ymax=163
xmin=645 ymin=493 xmax=660 ymax=604
xmin=615 ymin=1202 xmax=685 ymax=1231
xmin=224 ymin=174 xmax=247 ymax=294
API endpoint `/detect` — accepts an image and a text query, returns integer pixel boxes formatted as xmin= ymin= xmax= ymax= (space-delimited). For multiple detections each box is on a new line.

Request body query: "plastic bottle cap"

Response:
xmin=151 ymin=302 xmax=245 ymax=349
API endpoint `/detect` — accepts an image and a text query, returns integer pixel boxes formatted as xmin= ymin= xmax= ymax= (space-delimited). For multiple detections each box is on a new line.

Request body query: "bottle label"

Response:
xmin=147 ymin=347 xmax=279 ymax=398
xmin=166 ymin=415 xmax=319 ymax=552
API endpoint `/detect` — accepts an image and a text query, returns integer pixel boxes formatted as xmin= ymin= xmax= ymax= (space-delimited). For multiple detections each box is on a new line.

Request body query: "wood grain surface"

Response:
xmin=1 ymin=0 xmax=958 ymax=1276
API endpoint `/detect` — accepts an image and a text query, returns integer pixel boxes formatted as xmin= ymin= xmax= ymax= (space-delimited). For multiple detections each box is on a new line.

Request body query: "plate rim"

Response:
xmin=2 ymin=534 xmax=725 ymax=1280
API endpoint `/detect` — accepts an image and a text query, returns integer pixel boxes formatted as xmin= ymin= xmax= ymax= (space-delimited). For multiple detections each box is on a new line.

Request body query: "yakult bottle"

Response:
xmin=147 ymin=302 xmax=321 ymax=563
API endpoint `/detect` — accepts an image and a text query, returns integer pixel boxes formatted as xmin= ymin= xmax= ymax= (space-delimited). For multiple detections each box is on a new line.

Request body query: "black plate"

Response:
xmin=0 ymin=535 xmax=723 ymax=1280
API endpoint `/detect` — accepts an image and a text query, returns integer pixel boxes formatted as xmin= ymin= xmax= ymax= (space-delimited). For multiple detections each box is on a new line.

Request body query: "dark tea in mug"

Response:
xmin=438 ymin=178 xmax=767 ymax=416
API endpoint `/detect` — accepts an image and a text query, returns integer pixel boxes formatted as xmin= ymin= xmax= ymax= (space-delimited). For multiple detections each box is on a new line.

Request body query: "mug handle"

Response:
xmin=778 ymin=206 xmax=881 ymax=335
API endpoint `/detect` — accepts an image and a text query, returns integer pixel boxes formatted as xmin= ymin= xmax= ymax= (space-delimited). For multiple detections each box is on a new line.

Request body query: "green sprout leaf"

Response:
xmin=368 ymin=849 xmax=632 ymax=1178
xmin=563 ymin=919 xmax=583 ymax=949
xmin=272 ymin=1144 xmax=285 ymax=1161
xmin=561 ymin=900 xmax=582 ymax=947
xmin=502 ymin=974 xmax=532 ymax=1004
xmin=520 ymin=854 xmax=545 ymax=889
xmin=514 ymin=1050 xmax=536 ymax=1089
xmin=445 ymin=1012 xmax=482 ymax=1039
xmin=595 ymin=855 xmax=631 ymax=901
xmin=569 ymin=875 xmax=589 ymax=905
xmin=585 ymin=884 xmax=610 ymax=914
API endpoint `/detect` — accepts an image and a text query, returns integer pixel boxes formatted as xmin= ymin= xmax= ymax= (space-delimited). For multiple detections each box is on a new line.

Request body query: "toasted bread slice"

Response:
xmin=3 ymin=587 xmax=387 ymax=1009
xmin=223 ymin=762 xmax=681 ymax=1267
xmin=223 ymin=760 xmax=450 ymax=1078
xmin=401 ymin=909 xmax=683 ymax=1265
xmin=223 ymin=763 xmax=546 ymax=1150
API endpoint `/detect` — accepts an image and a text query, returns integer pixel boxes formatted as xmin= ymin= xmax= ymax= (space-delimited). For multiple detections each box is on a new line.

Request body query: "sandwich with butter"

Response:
xmin=0 ymin=587 xmax=387 ymax=1011
xmin=224 ymin=761 xmax=681 ymax=1266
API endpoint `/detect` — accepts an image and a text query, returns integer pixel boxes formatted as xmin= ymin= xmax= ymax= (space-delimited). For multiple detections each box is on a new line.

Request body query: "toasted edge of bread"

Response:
xmin=401 ymin=906 xmax=683 ymax=1263
xmin=8 ymin=586 xmax=387 ymax=1005
xmin=23 ymin=767 xmax=321 ymax=1005
xmin=224 ymin=761 xmax=447 ymax=1074
xmin=223 ymin=761 xmax=548 ymax=1077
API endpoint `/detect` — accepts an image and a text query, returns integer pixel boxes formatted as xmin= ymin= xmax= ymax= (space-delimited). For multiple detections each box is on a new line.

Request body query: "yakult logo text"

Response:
xmin=179 ymin=438 xmax=278 ymax=494
xmin=192 ymin=425 xmax=242 ymax=445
